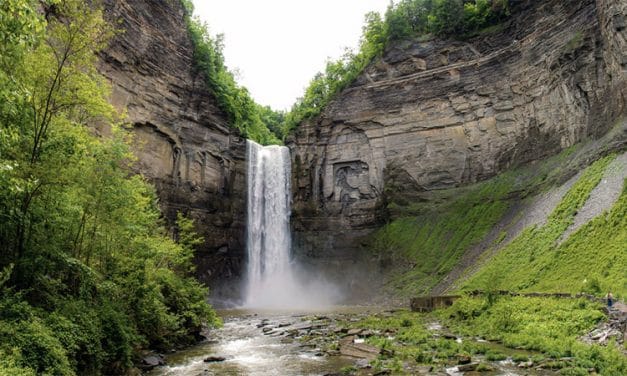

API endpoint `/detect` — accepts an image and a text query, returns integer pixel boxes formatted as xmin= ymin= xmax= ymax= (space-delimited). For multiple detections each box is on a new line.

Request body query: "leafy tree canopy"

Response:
xmin=0 ymin=1 xmax=219 ymax=374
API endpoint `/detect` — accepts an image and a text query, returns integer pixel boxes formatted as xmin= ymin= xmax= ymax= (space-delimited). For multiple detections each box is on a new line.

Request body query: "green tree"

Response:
xmin=183 ymin=4 xmax=281 ymax=145
xmin=0 ymin=1 xmax=219 ymax=374
xmin=431 ymin=0 xmax=465 ymax=35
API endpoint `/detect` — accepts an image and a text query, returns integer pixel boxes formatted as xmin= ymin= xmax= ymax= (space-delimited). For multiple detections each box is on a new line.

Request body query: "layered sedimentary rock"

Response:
xmin=98 ymin=0 xmax=246 ymax=297
xmin=289 ymin=0 xmax=626 ymax=264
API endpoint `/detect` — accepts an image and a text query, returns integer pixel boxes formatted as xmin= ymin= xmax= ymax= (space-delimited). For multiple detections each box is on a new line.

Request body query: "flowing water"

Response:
xmin=147 ymin=309 xmax=356 ymax=376
xmin=245 ymin=140 xmax=295 ymax=308
xmin=245 ymin=140 xmax=339 ymax=309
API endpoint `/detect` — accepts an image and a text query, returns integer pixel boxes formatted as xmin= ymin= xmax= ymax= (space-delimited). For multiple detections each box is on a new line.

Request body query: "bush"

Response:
xmin=485 ymin=351 xmax=507 ymax=361
xmin=0 ymin=317 xmax=72 ymax=376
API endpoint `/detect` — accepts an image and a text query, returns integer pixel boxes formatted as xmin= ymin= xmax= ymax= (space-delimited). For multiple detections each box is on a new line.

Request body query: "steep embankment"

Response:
xmin=98 ymin=0 xmax=247 ymax=296
xmin=288 ymin=0 xmax=626 ymax=296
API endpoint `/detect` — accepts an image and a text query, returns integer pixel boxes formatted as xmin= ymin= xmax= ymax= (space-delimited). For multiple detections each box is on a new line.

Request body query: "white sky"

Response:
xmin=191 ymin=0 xmax=389 ymax=111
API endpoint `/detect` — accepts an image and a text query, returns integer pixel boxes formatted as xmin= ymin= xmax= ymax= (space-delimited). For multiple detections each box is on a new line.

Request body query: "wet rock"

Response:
xmin=291 ymin=322 xmax=314 ymax=331
xmin=347 ymin=328 xmax=363 ymax=336
xmin=415 ymin=365 xmax=433 ymax=374
xmin=203 ymin=356 xmax=226 ymax=363
xmin=361 ymin=329 xmax=376 ymax=337
xmin=340 ymin=342 xmax=380 ymax=360
xmin=355 ymin=358 xmax=371 ymax=369
xmin=373 ymin=370 xmax=391 ymax=375
xmin=141 ymin=354 xmax=165 ymax=369
xmin=518 ymin=361 xmax=534 ymax=368
xmin=457 ymin=363 xmax=479 ymax=372
xmin=456 ymin=354 xmax=472 ymax=364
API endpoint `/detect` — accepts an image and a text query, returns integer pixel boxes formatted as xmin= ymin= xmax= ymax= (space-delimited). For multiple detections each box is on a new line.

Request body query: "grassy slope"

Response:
xmin=371 ymin=144 xmax=626 ymax=299
xmin=370 ymin=146 xmax=582 ymax=296
xmin=462 ymin=155 xmax=626 ymax=297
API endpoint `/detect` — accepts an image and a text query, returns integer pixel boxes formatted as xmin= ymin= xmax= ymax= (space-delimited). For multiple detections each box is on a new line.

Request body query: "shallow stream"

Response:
xmin=148 ymin=308 xmax=561 ymax=376
xmin=147 ymin=308 xmax=356 ymax=376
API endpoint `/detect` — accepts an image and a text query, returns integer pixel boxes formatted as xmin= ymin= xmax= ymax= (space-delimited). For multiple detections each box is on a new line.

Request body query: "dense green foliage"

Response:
xmin=281 ymin=0 xmax=510 ymax=136
xmin=181 ymin=1 xmax=281 ymax=145
xmin=463 ymin=155 xmax=626 ymax=297
xmin=0 ymin=1 xmax=218 ymax=374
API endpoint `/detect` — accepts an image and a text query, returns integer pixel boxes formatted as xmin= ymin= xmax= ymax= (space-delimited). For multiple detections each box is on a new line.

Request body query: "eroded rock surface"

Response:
xmin=288 ymin=0 xmax=626 ymax=285
xmin=98 ymin=0 xmax=246 ymax=298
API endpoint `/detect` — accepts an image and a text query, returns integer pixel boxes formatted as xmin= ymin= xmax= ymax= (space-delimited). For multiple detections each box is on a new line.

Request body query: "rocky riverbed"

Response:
xmin=144 ymin=306 xmax=587 ymax=375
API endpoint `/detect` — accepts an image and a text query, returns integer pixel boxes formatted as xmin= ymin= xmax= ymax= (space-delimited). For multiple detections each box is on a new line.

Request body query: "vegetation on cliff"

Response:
xmin=181 ymin=1 xmax=282 ymax=145
xmin=373 ymin=147 xmax=626 ymax=299
xmin=281 ymin=0 xmax=511 ymax=136
xmin=0 ymin=1 xmax=218 ymax=374
xmin=463 ymin=155 xmax=626 ymax=296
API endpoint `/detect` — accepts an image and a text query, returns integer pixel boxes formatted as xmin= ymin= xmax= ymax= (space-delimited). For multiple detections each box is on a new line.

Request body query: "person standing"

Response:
xmin=606 ymin=291 xmax=614 ymax=308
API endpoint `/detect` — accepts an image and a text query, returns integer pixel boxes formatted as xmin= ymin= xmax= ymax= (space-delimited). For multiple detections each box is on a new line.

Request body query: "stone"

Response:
xmin=203 ymin=356 xmax=226 ymax=363
xmin=339 ymin=342 xmax=380 ymax=360
xmin=518 ymin=361 xmax=534 ymax=368
xmin=457 ymin=363 xmax=479 ymax=372
xmin=347 ymin=328 xmax=364 ymax=336
xmin=141 ymin=355 xmax=164 ymax=368
xmin=456 ymin=354 xmax=472 ymax=364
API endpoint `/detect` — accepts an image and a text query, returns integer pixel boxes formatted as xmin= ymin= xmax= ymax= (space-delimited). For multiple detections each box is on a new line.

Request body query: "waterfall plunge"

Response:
xmin=245 ymin=140 xmax=339 ymax=309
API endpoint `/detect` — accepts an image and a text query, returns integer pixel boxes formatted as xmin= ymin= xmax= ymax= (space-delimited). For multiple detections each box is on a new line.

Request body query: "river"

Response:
xmin=148 ymin=308 xmax=360 ymax=376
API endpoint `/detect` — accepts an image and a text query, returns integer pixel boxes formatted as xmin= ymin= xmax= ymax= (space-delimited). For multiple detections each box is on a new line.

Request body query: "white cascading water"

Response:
xmin=245 ymin=140 xmax=339 ymax=309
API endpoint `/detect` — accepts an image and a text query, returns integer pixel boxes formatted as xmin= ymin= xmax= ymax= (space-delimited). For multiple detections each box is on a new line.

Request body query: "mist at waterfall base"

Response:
xmin=244 ymin=140 xmax=341 ymax=310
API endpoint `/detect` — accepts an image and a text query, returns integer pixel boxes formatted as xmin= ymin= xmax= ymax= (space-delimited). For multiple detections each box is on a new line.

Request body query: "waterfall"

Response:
xmin=245 ymin=140 xmax=296 ymax=308
xmin=245 ymin=140 xmax=340 ymax=309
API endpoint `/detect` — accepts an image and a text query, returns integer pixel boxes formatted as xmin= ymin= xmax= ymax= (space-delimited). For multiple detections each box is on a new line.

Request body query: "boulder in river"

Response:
xmin=139 ymin=354 xmax=165 ymax=370
xmin=203 ymin=355 xmax=226 ymax=363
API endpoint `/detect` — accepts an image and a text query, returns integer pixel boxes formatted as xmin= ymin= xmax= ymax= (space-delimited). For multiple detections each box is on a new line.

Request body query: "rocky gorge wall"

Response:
xmin=98 ymin=0 xmax=247 ymax=299
xmin=288 ymin=0 xmax=626 ymax=276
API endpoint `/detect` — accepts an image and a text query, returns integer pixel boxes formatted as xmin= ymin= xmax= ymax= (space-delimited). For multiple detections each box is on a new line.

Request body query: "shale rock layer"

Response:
xmin=98 ymin=0 xmax=246 ymax=296
xmin=288 ymin=0 xmax=626 ymax=267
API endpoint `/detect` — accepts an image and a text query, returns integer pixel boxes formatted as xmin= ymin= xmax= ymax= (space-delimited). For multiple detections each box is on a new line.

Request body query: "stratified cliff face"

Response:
xmin=289 ymin=0 xmax=626 ymax=265
xmin=98 ymin=0 xmax=246 ymax=297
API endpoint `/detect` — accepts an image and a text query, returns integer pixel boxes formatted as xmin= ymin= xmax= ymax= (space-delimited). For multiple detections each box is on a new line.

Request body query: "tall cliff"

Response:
xmin=98 ymin=0 xmax=247 ymax=298
xmin=288 ymin=0 xmax=626 ymax=273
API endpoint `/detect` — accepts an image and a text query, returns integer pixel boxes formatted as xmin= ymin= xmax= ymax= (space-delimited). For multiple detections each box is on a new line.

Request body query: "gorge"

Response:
xmin=0 ymin=0 xmax=625 ymax=374
xmin=96 ymin=0 xmax=625 ymax=302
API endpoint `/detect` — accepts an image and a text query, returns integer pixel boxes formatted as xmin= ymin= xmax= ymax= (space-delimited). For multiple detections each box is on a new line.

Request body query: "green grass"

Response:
xmin=372 ymin=174 xmax=514 ymax=296
xmin=463 ymin=155 xmax=626 ymax=297
xmin=369 ymin=144 xmax=592 ymax=296
xmin=438 ymin=296 xmax=626 ymax=374
xmin=331 ymin=294 xmax=626 ymax=374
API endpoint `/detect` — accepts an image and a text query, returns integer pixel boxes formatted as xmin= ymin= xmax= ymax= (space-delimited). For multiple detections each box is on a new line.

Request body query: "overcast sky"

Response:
xmin=191 ymin=0 xmax=389 ymax=111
